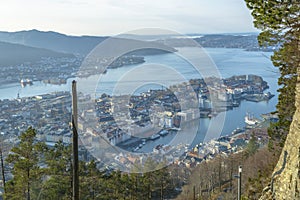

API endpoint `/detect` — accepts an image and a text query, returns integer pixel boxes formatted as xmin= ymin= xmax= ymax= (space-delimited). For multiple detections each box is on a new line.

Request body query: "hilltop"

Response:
xmin=0 ymin=29 xmax=176 ymax=56
xmin=0 ymin=41 xmax=74 ymax=67
xmin=0 ymin=29 xmax=107 ymax=55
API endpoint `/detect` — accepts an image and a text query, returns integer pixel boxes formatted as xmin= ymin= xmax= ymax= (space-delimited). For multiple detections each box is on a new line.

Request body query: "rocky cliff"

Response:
xmin=260 ymin=69 xmax=300 ymax=199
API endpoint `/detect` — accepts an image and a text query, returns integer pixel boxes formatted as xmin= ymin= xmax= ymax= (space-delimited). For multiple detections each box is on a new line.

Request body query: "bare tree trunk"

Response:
xmin=27 ymin=168 xmax=30 ymax=200
xmin=72 ymin=80 xmax=79 ymax=200
xmin=193 ymin=185 xmax=196 ymax=200
xmin=218 ymin=158 xmax=222 ymax=191
xmin=0 ymin=148 xmax=5 ymax=192
xmin=160 ymin=181 xmax=163 ymax=200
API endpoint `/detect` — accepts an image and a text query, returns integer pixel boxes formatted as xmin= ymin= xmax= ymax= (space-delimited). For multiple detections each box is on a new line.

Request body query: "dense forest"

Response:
xmin=3 ymin=128 xmax=184 ymax=200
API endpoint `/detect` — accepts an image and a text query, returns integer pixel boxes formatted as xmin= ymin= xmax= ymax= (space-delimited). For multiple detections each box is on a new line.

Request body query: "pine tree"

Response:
xmin=245 ymin=0 xmax=300 ymax=145
xmin=79 ymin=160 xmax=103 ymax=200
xmin=5 ymin=127 xmax=47 ymax=200
xmin=245 ymin=134 xmax=259 ymax=157
xmin=39 ymin=141 xmax=72 ymax=200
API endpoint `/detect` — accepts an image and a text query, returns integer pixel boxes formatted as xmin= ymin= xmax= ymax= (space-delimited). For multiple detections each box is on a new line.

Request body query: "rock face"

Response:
xmin=260 ymin=71 xmax=300 ymax=200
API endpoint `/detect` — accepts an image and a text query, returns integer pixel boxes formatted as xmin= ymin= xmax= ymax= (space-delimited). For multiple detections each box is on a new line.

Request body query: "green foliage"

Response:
xmin=128 ymin=158 xmax=174 ymax=200
xmin=245 ymin=0 xmax=300 ymax=143
xmin=4 ymin=128 xmax=177 ymax=199
xmin=242 ymin=0 xmax=300 ymax=198
xmin=39 ymin=141 xmax=72 ymax=199
xmin=5 ymin=127 xmax=48 ymax=200
xmin=79 ymin=160 xmax=107 ymax=200
xmin=245 ymin=134 xmax=259 ymax=157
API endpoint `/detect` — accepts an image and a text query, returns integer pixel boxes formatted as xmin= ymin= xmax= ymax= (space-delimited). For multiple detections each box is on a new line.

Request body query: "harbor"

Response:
xmin=0 ymin=88 xmax=277 ymax=172
xmin=77 ymin=74 xmax=274 ymax=153
xmin=0 ymin=47 xmax=279 ymax=170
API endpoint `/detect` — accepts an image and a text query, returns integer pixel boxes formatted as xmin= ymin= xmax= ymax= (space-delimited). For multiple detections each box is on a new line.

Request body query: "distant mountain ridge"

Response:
xmin=0 ymin=29 xmax=107 ymax=55
xmin=0 ymin=41 xmax=74 ymax=67
xmin=0 ymin=29 xmax=271 ymax=68
xmin=0 ymin=29 xmax=179 ymax=56
xmin=194 ymin=34 xmax=260 ymax=49
xmin=0 ymin=29 xmax=270 ymax=56
xmin=159 ymin=34 xmax=273 ymax=51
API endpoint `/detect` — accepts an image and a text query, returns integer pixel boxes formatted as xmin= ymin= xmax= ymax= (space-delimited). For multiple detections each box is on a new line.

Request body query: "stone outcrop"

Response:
xmin=260 ymin=70 xmax=300 ymax=200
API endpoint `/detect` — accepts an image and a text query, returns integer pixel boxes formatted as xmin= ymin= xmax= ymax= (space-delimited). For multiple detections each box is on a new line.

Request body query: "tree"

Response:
xmin=5 ymin=127 xmax=47 ymax=200
xmin=79 ymin=160 xmax=107 ymax=200
xmin=244 ymin=0 xmax=300 ymax=144
xmin=39 ymin=141 xmax=72 ymax=200
xmin=245 ymin=134 xmax=259 ymax=157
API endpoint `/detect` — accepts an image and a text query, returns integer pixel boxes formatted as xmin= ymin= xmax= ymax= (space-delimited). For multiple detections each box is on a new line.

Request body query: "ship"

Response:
xmin=20 ymin=79 xmax=33 ymax=87
xmin=244 ymin=113 xmax=257 ymax=125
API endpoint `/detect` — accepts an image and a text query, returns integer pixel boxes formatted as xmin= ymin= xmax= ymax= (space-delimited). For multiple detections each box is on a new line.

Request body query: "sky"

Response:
xmin=0 ymin=0 xmax=257 ymax=36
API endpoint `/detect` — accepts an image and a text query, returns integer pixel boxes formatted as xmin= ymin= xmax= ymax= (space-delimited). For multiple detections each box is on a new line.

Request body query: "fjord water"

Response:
xmin=0 ymin=47 xmax=278 ymax=147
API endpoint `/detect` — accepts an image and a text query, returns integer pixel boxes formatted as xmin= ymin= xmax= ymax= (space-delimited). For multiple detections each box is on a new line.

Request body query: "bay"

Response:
xmin=0 ymin=47 xmax=278 ymax=150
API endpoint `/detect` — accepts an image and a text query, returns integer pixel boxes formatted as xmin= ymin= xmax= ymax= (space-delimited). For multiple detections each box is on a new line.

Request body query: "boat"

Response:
xmin=246 ymin=125 xmax=255 ymax=129
xmin=208 ymin=111 xmax=218 ymax=118
xmin=170 ymin=127 xmax=181 ymax=131
xmin=231 ymin=127 xmax=244 ymax=135
xmin=150 ymin=134 xmax=160 ymax=140
xmin=245 ymin=113 xmax=257 ymax=125
xmin=232 ymin=101 xmax=240 ymax=107
xmin=159 ymin=130 xmax=168 ymax=136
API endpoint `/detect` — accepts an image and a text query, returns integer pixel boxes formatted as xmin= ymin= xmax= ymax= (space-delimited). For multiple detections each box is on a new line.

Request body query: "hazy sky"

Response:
xmin=0 ymin=0 xmax=257 ymax=36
